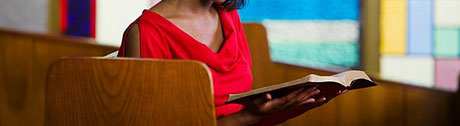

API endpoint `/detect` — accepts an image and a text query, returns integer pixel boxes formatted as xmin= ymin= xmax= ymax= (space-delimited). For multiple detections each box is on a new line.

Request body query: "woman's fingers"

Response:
xmin=253 ymin=87 xmax=343 ymax=117
xmin=277 ymin=88 xmax=303 ymax=104
xmin=317 ymin=97 xmax=326 ymax=102
xmin=287 ymin=88 xmax=304 ymax=100
xmin=277 ymin=88 xmax=305 ymax=107
xmin=253 ymin=93 xmax=272 ymax=108
xmin=281 ymin=87 xmax=320 ymax=109
xmin=265 ymin=93 xmax=272 ymax=101
xmin=335 ymin=89 xmax=349 ymax=95
xmin=299 ymin=98 xmax=316 ymax=105
xmin=257 ymin=87 xmax=326 ymax=114
xmin=342 ymin=89 xmax=348 ymax=94
xmin=297 ymin=87 xmax=319 ymax=102
xmin=259 ymin=96 xmax=288 ymax=112
xmin=295 ymin=87 xmax=321 ymax=105
xmin=259 ymin=88 xmax=303 ymax=113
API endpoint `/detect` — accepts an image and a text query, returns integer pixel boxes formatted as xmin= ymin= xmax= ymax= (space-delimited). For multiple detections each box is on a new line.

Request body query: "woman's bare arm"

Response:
xmin=124 ymin=24 xmax=141 ymax=57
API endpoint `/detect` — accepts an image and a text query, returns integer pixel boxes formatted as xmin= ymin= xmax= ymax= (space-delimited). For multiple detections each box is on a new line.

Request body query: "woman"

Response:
xmin=118 ymin=0 xmax=343 ymax=125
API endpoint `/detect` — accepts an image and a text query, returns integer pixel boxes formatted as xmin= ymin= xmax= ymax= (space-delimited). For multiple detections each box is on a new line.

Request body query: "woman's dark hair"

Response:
xmin=222 ymin=0 xmax=246 ymax=10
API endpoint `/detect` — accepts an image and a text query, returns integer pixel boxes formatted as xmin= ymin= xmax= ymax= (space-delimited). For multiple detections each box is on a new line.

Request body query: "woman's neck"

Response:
xmin=151 ymin=0 xmax=216 ymax=17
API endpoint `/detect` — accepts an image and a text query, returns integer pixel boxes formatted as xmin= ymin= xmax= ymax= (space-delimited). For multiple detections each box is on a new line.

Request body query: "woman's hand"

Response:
xmin=220 ymin=87 xmax=347 ymax=126
xmin=255 ymin=88 xmax=347 ymax=125
xmin=218 ymin=87 xmax=347 ymax=126
xmin=246 ymin=87 xmax=324 ymax=117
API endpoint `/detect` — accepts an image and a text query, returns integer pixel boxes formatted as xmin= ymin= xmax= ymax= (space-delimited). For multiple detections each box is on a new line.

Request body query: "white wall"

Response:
xmin=0 ymin=0 xmax=49 ymax=33
xmin=0 ymin=0 xmax=161 ymax=46
xmin=96 ymin=0 xmax=159 ymax=46
xmin=380 ymin=55 xmax=435 ymax=88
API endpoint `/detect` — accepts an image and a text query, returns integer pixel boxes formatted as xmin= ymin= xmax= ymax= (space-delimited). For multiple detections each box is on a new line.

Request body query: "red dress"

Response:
xmin=118 ymin=7 xmax=253 ymax=118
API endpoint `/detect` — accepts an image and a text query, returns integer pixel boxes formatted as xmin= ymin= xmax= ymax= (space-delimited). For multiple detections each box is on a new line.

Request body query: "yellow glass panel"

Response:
xmin=380 ymin=0 xmax=407 ymax=55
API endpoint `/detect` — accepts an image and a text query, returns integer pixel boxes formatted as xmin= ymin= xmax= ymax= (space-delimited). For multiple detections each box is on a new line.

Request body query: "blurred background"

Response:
xmin=0 ymin=0 xmax=459 ymax=126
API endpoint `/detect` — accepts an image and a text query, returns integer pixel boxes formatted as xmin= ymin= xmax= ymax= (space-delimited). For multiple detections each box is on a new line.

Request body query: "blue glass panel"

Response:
xmin=408 ymin=0 xmax=433 ymax=55
xmin=238 ymin=0 xmax=360 ymax=22
xmin=67 ymin=0 xmax=91 ymax=37
xmin=269 ymin=42 xmax=359 ymax=68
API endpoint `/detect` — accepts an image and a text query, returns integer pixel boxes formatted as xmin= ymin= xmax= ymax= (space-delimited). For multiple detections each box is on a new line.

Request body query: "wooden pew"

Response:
xmin=242 ymin=23 xmax=457 ymax=126
xmin=0 ymin=28 xmax=118 ymax=126
xmin=46 ymin=58 xmax=216 ymax=126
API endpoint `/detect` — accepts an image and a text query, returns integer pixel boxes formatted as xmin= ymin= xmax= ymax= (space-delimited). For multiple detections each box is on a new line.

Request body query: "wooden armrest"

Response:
xmin=46 ymin=57 xmax=216 ymax=126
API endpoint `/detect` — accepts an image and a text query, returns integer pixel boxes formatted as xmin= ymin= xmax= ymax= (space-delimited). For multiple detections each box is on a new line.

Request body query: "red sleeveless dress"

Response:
xmin=118 ymin=7 xmax=253 ymax=118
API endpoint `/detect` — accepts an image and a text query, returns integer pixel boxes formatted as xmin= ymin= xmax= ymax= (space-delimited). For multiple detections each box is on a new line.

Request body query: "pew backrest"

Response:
xmin=46 ymin=58 xmax=216 ymax=126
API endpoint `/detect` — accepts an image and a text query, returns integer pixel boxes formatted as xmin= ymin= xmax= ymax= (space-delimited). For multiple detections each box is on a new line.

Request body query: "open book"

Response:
xmin=227 ymin=70 xmax=377 ymax=103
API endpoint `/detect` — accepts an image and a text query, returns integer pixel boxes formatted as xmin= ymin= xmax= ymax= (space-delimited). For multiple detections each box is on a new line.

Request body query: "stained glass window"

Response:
xmin=238 ymin=0 xmax=361 ymax=68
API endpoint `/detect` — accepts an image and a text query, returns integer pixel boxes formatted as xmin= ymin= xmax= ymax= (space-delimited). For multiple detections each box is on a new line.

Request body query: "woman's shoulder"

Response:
xmin=120 ymin=13 xmax=168 ymax=58
xmin=134 ymin=10 xmax=171 ymax=30
xmin=122 ymin=10 xmax=168 ymax=45
xmin=219 ymin=8 xmax=240 ymax=19
xmin=221 ymin=9 xmax=243 ymax=27
xmin=127 ymin=10 xmax=170 ymax=37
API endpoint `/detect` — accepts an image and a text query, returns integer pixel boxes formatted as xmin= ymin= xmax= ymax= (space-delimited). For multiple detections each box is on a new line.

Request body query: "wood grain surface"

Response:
xmin=0 ymin=28 xmax=118 ymax=126
xmin=0 ymin=34 xmax=40 ymax=126
xmin=46 ymin=58 xmax=216 ymax=126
